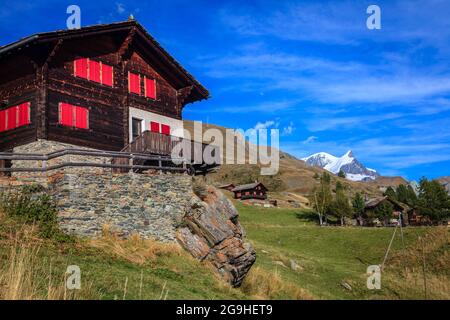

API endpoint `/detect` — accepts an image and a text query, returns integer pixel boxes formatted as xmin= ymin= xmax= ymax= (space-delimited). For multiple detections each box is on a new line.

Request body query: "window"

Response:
xmin=0 ymin=110 xmax=5 ymax=132
xmin=74 ymin=58 xmax=88 ymax=79
xmin=0 ymin=102 xmax=31 ymax=132
xmin=132 ymin=118 xmax=142 ymax=141
xmin=150 ymin=121 xmax=160 ymax=133
xmin=144 ymin=77 xmax=156 ymax=99
xmin=58 ymin=103 xmax=89 ymax=129
xmin=7 ymin=107 xmax=18 ymax=130
xmin=102 ymin=64 xmax=113 ymax=87
xmin=74 ymin=58 xmax=114 ymax=87
xmin=128 ymin=72 xmax=141 ymax=95
xmin=89 ymin=60 xmax=101 ymax=83
xmin=161 ymin=124 xmax=170 ymax=135
xmin=18 ymin=103 xmax=30 ymax=126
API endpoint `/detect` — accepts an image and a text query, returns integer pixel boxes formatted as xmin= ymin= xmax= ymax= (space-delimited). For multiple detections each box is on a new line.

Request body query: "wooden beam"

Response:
xmin=118 ymin=27 xmax=136 ymax=59
xmin=176 ymin=85 xmax=193 ymax=116
xmin=36 ymin=40 xmax=62 ymax=139
xmin=45 ymin=39 xmax=63 ymax=65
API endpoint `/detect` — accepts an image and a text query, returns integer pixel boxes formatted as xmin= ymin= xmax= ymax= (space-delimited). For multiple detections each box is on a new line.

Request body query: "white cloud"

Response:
xmin=252 ymin=120 xmax=276 ymax=131
xmin=116 ymin=2 xmax=125 ymax=14
xmin=302 ymin=136 xmax=318 ymax=144
xmin=282 ymin=122 xmax=295 ymax=136
xmin=305 ymin=112 xmax=404 ymax=132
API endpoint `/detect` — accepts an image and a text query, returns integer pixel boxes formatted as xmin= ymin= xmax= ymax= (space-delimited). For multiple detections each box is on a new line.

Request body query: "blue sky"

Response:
xmin=1 ymin=0 xmax=450 ymax=181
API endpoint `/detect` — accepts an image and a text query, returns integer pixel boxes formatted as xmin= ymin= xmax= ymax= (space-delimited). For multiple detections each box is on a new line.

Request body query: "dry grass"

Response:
xmin=384 ymin=269 xmax=450 ymax=300
xmin=241 ymin=266 xmax=314 ymax=300
xmin=384 ymin=227 xmax=450 ymax=299
xmin=0 ymin=226 xmax=69 ymax=300
xmin=387 ymin=227 xmax=449 ymax=272
xmin=88 ymin=225 xmax=182 ymax=265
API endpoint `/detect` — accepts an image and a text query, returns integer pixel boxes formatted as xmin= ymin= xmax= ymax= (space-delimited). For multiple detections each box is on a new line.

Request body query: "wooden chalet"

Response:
xmin=364 ymin=196 xmax=410 ymax=226
xmin=232 ymin=182 xmax=268 ymax=200
xmin=218 ymin=183 xmax=235 ymax=191
xmin=0 ymin=20 xmax=216 ymax=174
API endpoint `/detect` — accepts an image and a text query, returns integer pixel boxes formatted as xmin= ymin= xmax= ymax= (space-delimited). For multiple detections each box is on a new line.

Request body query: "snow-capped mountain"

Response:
xmin=301 ymin=150 xmax=380 ymax=182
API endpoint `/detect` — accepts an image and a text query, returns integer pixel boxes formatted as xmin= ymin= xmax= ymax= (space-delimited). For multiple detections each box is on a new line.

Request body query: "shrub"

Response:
xmin=0 ymin=185 xmax=71 ymax=241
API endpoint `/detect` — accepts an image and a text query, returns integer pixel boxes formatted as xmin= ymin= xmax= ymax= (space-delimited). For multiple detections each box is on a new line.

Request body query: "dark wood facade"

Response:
xmin=232 ymin=182 xmax=268 ymax=200
xmin=0 ymin=20 xmax=209 ymax=152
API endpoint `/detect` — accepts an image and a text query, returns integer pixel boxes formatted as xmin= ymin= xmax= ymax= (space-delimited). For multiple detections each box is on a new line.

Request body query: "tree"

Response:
xmin=417 ymin=177 xmax=450 ymax=223
xmin=374 ymin=201 xmax=394 ymax=226
xmin=338 ymin=170 xmax=346 ymax=178
xmin=397 ymin=184 xmax=418 ymax=208
xmin=384 ymin=186 xmax=397 ymax=200
xmin=330 ymin=181 xmax=353 ymax=226
xmin=352 ymin=192 xmax=365 ymax=226
xmin=312 ymin=172 xmax=333 ymax=226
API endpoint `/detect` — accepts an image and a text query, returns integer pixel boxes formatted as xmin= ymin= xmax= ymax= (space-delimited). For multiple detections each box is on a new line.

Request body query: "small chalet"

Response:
xmin=232 ymin=182 xmax=268 ymax=200
xmin=0 ymin=19 xmax=216 ymax=175
xmin=364 ymin=196 xmax=410 ymax=226
xmin=218 ymin=183 xmax=235 ymax=191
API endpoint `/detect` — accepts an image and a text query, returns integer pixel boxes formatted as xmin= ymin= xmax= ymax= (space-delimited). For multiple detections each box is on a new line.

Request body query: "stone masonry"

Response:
xmin=3 ymin=140 xmax=256 ymax=285
xmin=52 ymin=172 xmax=192 ymax=242
xmin=12 ymin=139 xmax=111 ymax=185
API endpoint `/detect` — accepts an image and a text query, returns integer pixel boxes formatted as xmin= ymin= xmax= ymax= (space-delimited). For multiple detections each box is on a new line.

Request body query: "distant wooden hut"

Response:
xmin=231 ymin=182 xmax=268 ymax=200
xmin=364 ymin=196 xmax=410 ymax=226
xmin=218 ymin=183 xmax=235 ymax=191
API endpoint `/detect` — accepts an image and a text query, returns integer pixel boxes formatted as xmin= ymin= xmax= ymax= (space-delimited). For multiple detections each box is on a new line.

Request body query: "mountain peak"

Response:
xmin=302 ymin=151 xmax=379 ymax=182
xmin=344 ymin=150 xmax=354 ymax=158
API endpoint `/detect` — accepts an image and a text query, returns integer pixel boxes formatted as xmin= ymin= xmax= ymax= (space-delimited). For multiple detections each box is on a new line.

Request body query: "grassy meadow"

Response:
xmin=0 ymin=201 xmax=448 ymax=300
xmin=236 ymin=202 xmax=449 ymax=300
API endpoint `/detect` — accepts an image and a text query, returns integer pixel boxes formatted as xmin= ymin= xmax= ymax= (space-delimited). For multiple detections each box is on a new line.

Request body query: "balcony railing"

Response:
xmin=112 ymin=130 xmax=220 ymax=174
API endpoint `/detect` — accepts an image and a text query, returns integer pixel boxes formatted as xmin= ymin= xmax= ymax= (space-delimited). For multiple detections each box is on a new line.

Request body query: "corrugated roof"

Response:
xmin=231 ymin=182 xmax=266 ymax=192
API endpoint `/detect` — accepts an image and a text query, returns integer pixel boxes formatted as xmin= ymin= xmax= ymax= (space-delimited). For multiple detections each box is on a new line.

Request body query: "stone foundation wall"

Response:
xmin=51 ymin=172 xmax=193 ymax=242
xmin=12 ymin=140 xmax=111 ymax=185
xmin=7 ymin=140 xmax=194 ymax=242
xmin=3 ymin=140 xmax=256 ymax=285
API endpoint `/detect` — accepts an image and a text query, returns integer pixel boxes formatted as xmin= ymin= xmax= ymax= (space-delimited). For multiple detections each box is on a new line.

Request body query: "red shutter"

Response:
xmin=6 ymin=106 xmax=17 ymax=130
xmin=0 ymin=110 xmax=6 ymax=132
xmin=75 ymin=107 xmax=88 ymax=129
xmin=161 ymin=124 xmax=170 ymax=135
xmin=18 ymin=102 xmax=30 ymax=126
xmin=150 ymin=121 xmax=160 ymax=133
xmin=74 ymin=58 xmax=88 ymax=79
xmin=59 ymin=103 xmax=74 ymax=127
xmin=128 ymin=72 xmax=141 ymax=95
xmin=102 ymin=63 xmax=113 ymax=87
xmin=89 ymin=60 xmax=101 ymax=83
xmin=145 ymin=77 xmax=156 ymax=99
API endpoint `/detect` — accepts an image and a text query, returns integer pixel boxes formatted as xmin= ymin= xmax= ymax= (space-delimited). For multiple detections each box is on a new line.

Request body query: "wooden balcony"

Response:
xmin=112 ymin=130 xmax=220 ymax=175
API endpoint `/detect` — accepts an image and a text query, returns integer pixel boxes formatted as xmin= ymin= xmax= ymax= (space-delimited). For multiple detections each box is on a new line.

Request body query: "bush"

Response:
xmin=0 ymin=185 xmax=71 ymax=241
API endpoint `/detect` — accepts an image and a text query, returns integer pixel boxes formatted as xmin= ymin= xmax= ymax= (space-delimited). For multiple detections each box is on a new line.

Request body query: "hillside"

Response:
xmin=368 ymin=176 xmax=409 ymax=188
xmin=184 ymin=120 xmax=384 ymax=203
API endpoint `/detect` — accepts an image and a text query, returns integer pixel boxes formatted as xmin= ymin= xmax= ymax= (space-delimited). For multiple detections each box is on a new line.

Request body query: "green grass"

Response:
xmin=0 ymin=200 xmax=447 ymax=300
xmin=235 ymin=202 xmax=441 ymax=299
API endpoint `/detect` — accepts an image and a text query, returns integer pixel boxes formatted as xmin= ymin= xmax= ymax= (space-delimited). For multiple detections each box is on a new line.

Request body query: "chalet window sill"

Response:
xmin=73 ymin=76 xmax=115 ymax=89
xmin=55 ymin=124 xmax=92 ymax=132
xmin=0 ymin=124 xmax=33 ymax=133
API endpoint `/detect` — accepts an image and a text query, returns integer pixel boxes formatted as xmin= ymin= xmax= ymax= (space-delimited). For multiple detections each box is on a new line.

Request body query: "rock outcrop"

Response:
xmin=176 ymin=187 xmax=256 ymax=287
